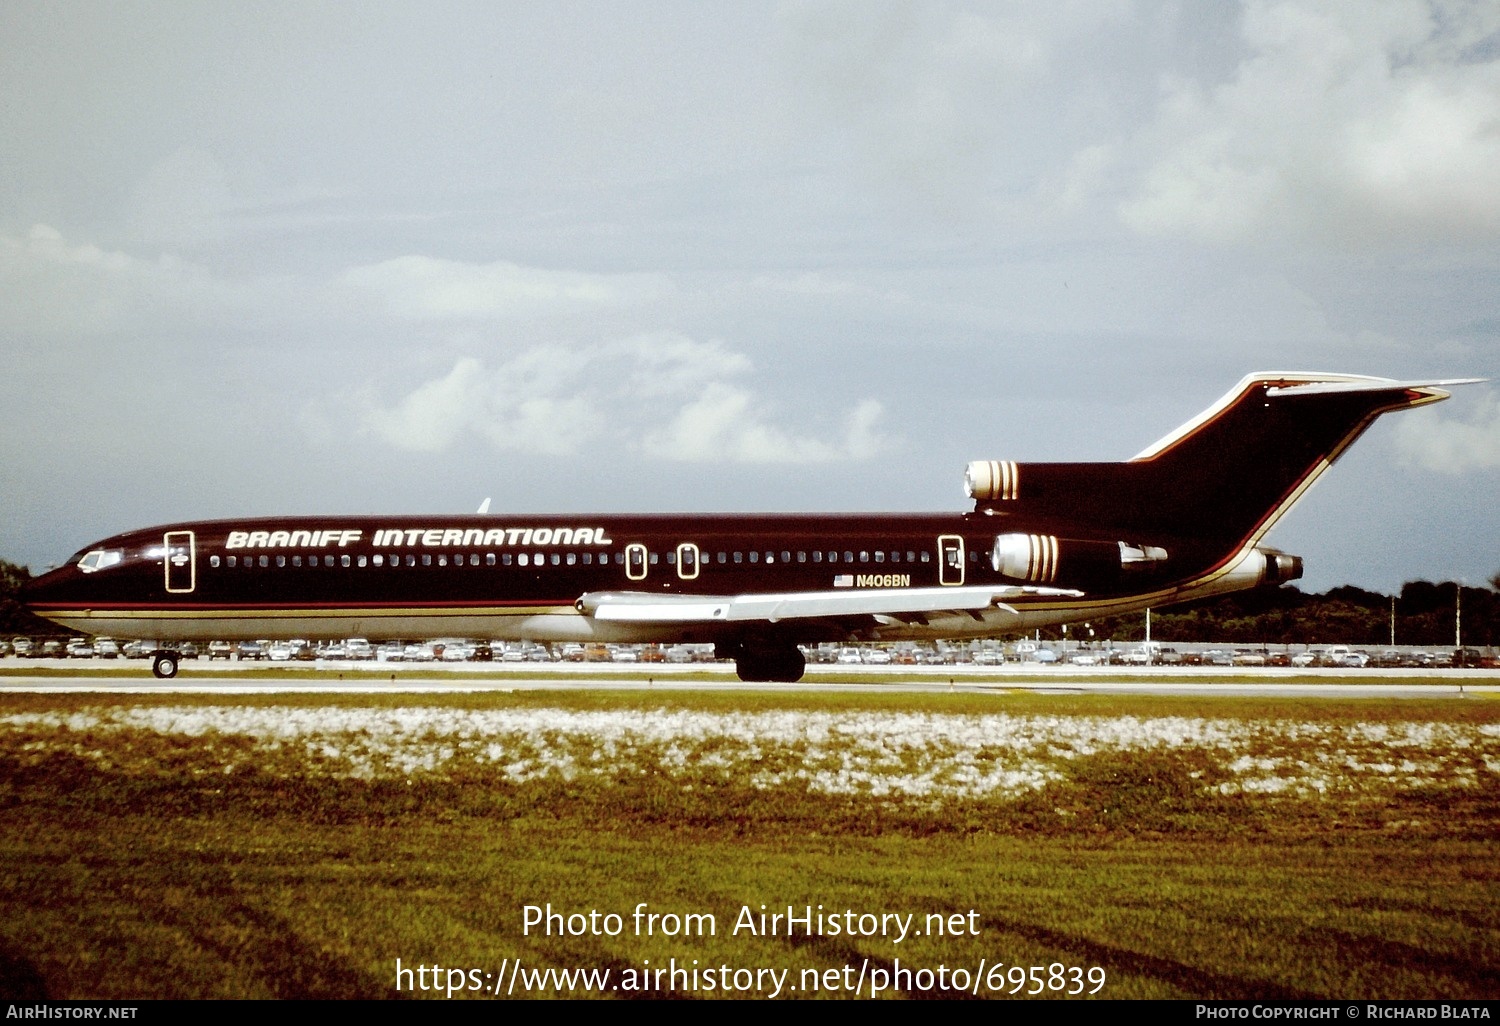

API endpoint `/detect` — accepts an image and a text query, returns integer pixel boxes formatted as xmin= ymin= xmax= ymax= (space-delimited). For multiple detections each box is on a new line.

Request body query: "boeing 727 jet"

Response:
xmin=22 ymin=372 xmax=1476 ymax=681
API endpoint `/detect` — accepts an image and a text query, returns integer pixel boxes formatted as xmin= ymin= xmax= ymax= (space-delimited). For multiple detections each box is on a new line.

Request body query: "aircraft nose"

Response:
xmin=19 ymin=564 xmax=68 ymax=610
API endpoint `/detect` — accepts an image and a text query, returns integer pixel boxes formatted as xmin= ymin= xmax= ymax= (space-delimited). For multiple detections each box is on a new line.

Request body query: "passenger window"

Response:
xmin=551 ymin=553 xmax=560 ymax=566
xmin=210 ymin=555 xmax=220 ymax=568
xmin=859 ymin=551 xmax=869 ymax=562
xmin=734 ymin=552 xmax=743 ymax=563
xmin=566 ymin=552 xmax=576 ymax=565
xmin=781 ymin=551 xmax=791 ymax=563
xmin=749 ymin=552 xmax=759 ymax=563
xmin=260 ymin=555 xmax=270 ymax=568
xmin=486 ymin=553 xmax=495 ymax=566
xmin=519 ymin=553 xmax=529 ymax=567
xmin=502 ymin=554 xmax=512 ymax=565
xmin=875 ymin=551 xmax=885 ymax=563
xmin=341 ymin=555 xmax=351 ymax=567
xmin=277 ymin=555 xmax=287 ymax=568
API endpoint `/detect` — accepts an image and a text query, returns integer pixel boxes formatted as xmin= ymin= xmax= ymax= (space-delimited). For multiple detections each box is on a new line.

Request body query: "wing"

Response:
xmin=575 ymin=585 xmax=1082 ymax=627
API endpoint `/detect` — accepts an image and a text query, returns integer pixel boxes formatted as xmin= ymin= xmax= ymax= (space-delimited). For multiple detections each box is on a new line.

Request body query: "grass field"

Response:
xmin=1 ymin=689 xmax=1496 ymax=1000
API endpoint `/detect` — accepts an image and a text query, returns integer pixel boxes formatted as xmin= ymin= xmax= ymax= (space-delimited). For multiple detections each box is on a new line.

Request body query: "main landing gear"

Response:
xmin=720 ymin=642 xmax=807 ymax=683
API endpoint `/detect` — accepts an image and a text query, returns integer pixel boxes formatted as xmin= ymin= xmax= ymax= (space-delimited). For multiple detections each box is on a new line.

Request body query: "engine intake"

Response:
xmin=965 ymin=460 xmax=1019 ymax=501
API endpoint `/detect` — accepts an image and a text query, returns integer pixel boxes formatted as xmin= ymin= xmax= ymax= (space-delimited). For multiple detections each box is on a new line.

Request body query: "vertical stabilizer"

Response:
xmin=967 ymin=373 xmax=1477 ymax=551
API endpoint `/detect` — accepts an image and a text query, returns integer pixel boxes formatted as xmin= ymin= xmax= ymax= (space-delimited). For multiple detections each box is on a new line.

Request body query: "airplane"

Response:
xmin=21 ymin=371 xmax=1479 ymax=682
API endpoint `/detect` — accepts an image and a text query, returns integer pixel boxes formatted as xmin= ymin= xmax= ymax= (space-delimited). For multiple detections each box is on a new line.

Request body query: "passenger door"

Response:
xmin=164 ymin=531 xmax=196 ymax=593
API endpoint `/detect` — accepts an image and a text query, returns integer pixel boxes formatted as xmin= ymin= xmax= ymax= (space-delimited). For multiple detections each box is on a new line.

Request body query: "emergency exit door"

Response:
xmin=938 ymin=535 xmax=965 ymax=586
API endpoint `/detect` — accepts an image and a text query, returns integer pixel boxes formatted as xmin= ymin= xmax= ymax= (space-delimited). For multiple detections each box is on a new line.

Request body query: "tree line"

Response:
xmin=1044 ymin=577 xmax=1499 ymax=650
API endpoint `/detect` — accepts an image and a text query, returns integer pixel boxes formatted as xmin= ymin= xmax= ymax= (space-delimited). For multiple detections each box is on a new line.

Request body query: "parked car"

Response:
xmin=94 ymin=638 xmax=121 ymax=659
xmin=237 ymin=641 xmax=267 ymax=661
xmin=66 ymin=639 xmax=94 ymax=658
xmin=208 ymin=641 xmax=233 ymax=660
xmin=11 ymin=637 xmax=34 ymax=657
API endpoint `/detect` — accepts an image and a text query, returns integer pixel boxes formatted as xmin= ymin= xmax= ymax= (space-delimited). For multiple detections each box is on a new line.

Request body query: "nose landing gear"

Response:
xmin=151 ymin=651 xmax=180 ymax=679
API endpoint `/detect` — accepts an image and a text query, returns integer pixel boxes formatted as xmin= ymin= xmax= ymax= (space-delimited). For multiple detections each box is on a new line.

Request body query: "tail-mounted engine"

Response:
xmin=965 ymin=460 xmax=1019 ymax=502
xmin=1257 ymin=548 xmax=1303 ymax=586
xmin=991 ymin=532 xmax=1167 ymax=586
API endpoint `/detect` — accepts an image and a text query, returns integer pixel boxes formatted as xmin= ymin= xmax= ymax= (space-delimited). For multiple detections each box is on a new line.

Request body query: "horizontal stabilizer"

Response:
xmin=1263 ymin=377 xmax=1484 ymax=399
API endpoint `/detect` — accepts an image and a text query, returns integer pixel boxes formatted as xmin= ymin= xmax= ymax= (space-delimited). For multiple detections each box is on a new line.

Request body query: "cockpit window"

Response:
xmin=76 ymin=549 xmax=124 ymax=573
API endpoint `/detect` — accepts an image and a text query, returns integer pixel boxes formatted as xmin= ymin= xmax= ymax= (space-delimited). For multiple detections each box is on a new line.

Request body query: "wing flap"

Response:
xmin=576 ymin=585 xmax=1081 ymax=625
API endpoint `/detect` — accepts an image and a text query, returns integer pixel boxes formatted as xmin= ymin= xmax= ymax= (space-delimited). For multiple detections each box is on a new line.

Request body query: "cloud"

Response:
xmin=1391 ymin=385 xmax=1500 ymax=473
xmin=1120 ymin=0 xmax=1500 ymax=245
xmin=642 ymin=385 xmax=886 ymax=464
xmin=354 ymin=333 xmax=891 ymax=464
xmin=124 ymin=146 xmax=236 ymax=249
xmin=775 ymin=0 xmax=1129 ymax=219
xmin=339 ymin=255 xmax=674 ymax=319
xmin=0 ymin=224 xmax=228 ymax=337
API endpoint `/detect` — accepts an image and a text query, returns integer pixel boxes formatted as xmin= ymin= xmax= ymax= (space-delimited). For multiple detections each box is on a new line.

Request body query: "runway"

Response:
xmin=3 ymin=658 xmax=1497 ymax=698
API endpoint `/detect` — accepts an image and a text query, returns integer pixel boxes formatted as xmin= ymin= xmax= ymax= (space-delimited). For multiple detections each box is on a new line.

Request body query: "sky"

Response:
xmin=2 ymin=0 xmax=1498 ymax=594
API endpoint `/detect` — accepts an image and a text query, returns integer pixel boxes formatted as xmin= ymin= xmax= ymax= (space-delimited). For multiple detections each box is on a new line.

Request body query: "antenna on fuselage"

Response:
xmin=477 ymin=498 xmax=491 ymax=514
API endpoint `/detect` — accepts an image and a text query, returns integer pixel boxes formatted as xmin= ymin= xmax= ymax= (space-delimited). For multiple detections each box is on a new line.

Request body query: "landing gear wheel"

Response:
xmin=151 ymin=652 xmax=180 ymax=679
xmin=734 ymin=646 xmax=806 ymax=683
xmin=769 ymin=646 xmax=805 ymax=682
